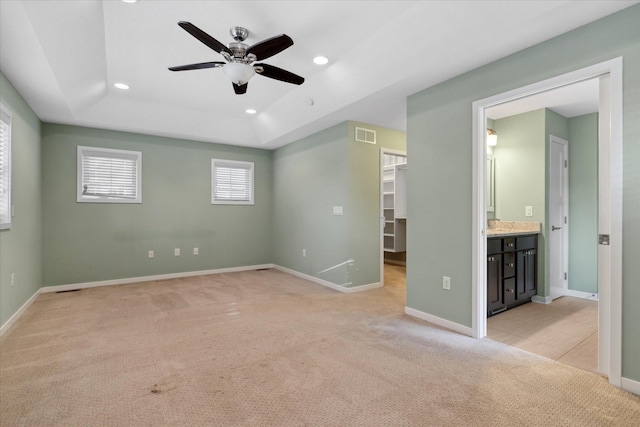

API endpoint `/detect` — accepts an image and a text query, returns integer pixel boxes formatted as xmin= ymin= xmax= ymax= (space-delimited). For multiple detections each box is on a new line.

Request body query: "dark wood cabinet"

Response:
xmin=487 ymin=234 xmax=538 ymax=317
xmin=487 ymin=254 xmax=505 ymax=314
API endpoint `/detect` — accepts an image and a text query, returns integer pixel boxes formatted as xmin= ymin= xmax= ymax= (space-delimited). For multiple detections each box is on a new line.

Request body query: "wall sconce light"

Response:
xmin=487 ymin=128 xmax=498 ymax=146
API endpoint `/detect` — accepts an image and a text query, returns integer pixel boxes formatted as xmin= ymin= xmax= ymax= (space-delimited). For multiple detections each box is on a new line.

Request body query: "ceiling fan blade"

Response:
xmin=178 ymin=21 xmax=232 ymax=56
xmin=255 ymin=63 xmax=304 ymax=85
xmin=233 ymin=82 xmax=248 ymax=95
xmin=247 ymin=34 xmax=293 ymax=60
xmin=168 ymin=62 xmax=225 ymax=71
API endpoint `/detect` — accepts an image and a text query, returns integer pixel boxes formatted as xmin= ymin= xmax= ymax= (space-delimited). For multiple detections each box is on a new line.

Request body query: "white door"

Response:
xmin=549 ymin=135 xmax=569 ymax=300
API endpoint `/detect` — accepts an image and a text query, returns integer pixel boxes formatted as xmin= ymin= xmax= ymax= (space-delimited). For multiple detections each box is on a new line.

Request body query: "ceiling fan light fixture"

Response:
xmin=223 ymin=63 xmax=255 ymax=85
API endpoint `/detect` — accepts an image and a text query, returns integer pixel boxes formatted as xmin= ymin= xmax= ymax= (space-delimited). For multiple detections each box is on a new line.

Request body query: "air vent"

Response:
xmin=355 ymin=127 xmax=376 ymax=144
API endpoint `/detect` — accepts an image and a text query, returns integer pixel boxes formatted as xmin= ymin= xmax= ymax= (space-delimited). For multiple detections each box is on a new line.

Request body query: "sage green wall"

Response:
xmin=0 ymin=72 xmax=42 ymax=327
xmin=41 ymin=124 xmax=273 ymax=286
xmin=568 ymin=113 xmax=598 ymax=294
xmin=493 ymin=110 xmax=546 ymax=221
xmin=272 ymin=121 xmax=406 ymax=288
xmin=272 ymin=123 xmax=350 ymax=286
xmin=493 ymin=109 xmax=548 ymax=295
xmin=347 ymin=121 xmax=406 ymax=286
xmin=407 ymin=5 xmax=639 ymax=381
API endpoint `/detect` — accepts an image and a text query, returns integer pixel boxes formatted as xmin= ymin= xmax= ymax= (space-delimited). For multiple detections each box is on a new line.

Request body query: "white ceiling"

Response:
xmin=0 ymin=1 xmax=636 ymax=149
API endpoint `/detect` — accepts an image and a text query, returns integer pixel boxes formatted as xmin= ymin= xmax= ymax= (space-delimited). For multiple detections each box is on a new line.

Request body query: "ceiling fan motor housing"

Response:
xmin=230 ymin=26 xmax=249 ymax=42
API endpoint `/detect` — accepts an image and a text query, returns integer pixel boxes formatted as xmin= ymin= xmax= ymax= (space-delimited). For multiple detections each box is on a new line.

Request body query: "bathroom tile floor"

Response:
xmin=487 ymin=296 xmax=599 ymax=374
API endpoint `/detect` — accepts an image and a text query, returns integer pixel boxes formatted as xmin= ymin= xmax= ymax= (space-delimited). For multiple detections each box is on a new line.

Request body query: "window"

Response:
xmin=0 ymin=105 xmax=11 ymax=230
xmin=77 ymin=146 xmax=142 ymax=203
xmin=211 ymin=159 xmax=254 ymax=205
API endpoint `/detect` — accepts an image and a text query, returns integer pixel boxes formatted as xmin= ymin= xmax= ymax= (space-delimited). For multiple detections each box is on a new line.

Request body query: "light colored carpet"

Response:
xmin=1 ymin=266 xmax=639 ymax=426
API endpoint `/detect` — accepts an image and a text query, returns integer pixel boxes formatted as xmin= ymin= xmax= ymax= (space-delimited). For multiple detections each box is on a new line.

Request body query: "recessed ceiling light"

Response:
xmin=122 ymin=0 xmax=138 ymax=3
xmin=313 ymin=56 xmax=329 ymax=65
xmin=245 ymin=109 xmax=257 ymax=114
xmin=114 ymin=83 xmax=130 ymax=90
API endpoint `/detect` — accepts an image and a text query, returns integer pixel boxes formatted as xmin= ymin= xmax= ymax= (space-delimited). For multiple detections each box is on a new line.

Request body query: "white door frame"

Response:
xmin=471 ymin=57 xmax=622 ymax=387
xmin=548 ymin=135 xmax=569 ymax=300
xmin=379 ymin=148 xmax=407 ymax=286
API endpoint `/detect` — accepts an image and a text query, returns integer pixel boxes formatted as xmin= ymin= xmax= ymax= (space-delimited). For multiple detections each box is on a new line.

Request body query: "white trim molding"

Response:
xmin=273 ymin=265 xmax=382 ymax=293
xmin=566 ymin=290 xmax=599 ymax=300
xmin=621 ymin=377 xmax=640 ymax=396
xmin=40 ymin=264 xmax=275 ymax=294
xmin=404 ymin=307 xmax=474 ymax=337
xmin=531 ymin=295 xmax=553 ymax=304
xmin=0 ymin=288 xmax=41 ymax=337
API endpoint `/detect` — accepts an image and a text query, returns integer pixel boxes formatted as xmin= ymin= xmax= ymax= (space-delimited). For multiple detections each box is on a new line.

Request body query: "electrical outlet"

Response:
xmin=302 ymin=248 xmax=306 ymax=257
xmin=174 ymin=248 xmax=180 ymax=256
xmin=10 ymin=273 xmax=15 ymax=287
xmin=148 ymin=250 xmax=154 ymax=258
xmin=525 ymin=206 xmax=533 ymax=217
xmin=443 ymin=276 xmax=451 ymax=291
xmin=193 ymin=247 xmax=199 ymax=255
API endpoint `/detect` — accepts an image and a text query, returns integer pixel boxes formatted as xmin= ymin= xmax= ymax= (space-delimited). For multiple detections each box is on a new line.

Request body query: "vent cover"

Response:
xmin=355 ymin=127 xmax=376 ymax=144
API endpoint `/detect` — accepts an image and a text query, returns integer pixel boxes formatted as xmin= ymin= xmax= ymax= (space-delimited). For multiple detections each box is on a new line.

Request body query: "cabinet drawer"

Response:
xmin=487 ymin=238 xmax=502 ymax=255
xmin=504 ymin=277 xmax=516 ymax=306
xmin=503 ymin=252 xmax=515 ymax=278
xmin=517 ymin=235 xmax=537 ymax=250
xmin=503 ymin=238 xmax=516 ymax=252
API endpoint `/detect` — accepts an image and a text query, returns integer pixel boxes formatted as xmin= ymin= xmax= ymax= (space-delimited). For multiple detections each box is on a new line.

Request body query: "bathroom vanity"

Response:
xmin=487 ymin=221 xmax=540 ymax=317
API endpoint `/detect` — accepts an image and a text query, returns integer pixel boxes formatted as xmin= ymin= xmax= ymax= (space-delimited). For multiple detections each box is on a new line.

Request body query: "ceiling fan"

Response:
xmin=168 ymin=21 xmax=305 ymax=95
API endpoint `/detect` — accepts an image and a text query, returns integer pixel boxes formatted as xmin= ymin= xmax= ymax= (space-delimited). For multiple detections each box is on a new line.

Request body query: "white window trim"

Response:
xmin=0 ymin=104 xmax=12 ymax=230
xmin=77 ymin=146 xmax=142 ymax=204
xmin=211 ymin=158 xmax=254 ymax=205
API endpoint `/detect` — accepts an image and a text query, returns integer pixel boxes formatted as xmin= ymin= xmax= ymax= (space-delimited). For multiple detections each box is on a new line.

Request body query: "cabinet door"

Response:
xmin=487 ymin=254 xmax=505 ymax=315
xmin=516 ymin=249 xmax=537 ymax=300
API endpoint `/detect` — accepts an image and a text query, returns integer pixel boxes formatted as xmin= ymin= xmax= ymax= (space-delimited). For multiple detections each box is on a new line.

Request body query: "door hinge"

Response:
xmin=564 ymin=216 xmax=567 ymax=224
xmin=564 ymin=272 xmax=568 ymax=280
xmin=564 ymin=160 xmax=568 ymax=168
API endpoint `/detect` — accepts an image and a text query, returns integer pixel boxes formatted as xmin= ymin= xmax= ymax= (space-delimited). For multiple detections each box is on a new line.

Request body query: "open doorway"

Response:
xmin=472 ymin=58 xmax=623 ymax=387
xmin=483 ymin=85 xmax=598 ymax=373
xmin=380 ymin=149 xmax=407 ymax=289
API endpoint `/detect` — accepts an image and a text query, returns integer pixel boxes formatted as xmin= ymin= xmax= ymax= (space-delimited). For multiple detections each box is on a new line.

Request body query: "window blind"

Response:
xmin=0 ymin=106 xmax=11 ymax=230
xmin=77 ymin=146 xmax=141 ymax=203
xmin=211 ymin=159 xmax=254 ymax=205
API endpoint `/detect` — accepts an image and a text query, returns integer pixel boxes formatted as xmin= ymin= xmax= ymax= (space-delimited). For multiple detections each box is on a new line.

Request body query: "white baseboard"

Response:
xmin=621 ymin=377 xmax=640 ymax=396
xmin=343 ymin=281 xmax=383 ymax=293
xmin=567 ymin=289 xmax=599 ymax=300
xmin=273 ymin=265 xmax=382 ymax=293
xmin=0 ymin=288 xmax=42 ymax=337
xmin=404 ymin=306 xmax=473 ymax=337
xmin=40 ymin=264 xmax=276 ymax=294
xmin=532 ymin=295 xmax=553 ymax=304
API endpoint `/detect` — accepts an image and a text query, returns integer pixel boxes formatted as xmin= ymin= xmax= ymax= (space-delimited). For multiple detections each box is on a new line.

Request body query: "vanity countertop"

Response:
xmin=487 ymin=220 xmax=541 ymax=237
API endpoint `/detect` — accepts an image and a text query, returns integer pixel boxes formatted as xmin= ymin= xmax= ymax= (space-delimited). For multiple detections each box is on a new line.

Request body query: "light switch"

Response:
xmin=333 ymin=206 xmax=343 ymax=216
xmin=525 ymin=206 xmax=533 ymax=217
